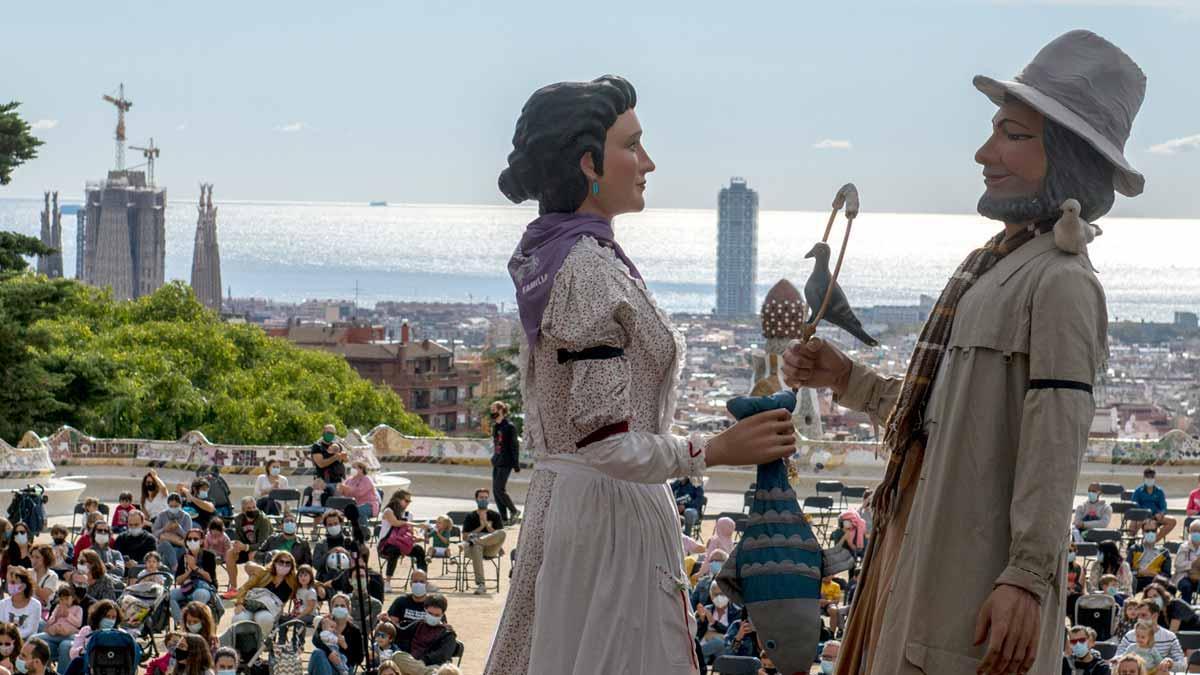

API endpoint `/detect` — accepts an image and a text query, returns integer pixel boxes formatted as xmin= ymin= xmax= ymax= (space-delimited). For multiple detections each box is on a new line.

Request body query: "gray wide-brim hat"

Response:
xmin=974 ymin=29 xmax=1146 ymax=197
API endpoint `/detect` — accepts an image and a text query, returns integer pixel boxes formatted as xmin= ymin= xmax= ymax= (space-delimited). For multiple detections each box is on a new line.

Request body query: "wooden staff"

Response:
xmin=801 ymin=183 xmax=859 ymax=343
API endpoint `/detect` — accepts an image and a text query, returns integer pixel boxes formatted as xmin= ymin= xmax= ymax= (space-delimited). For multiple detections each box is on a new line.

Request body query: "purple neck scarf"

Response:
xmin=508 ymin=211 xmax=642 ymax=346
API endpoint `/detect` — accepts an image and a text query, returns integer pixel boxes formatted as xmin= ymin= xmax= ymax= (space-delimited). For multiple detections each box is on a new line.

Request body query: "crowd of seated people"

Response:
xmin=0 ymin=424 xmax=516 ymax=675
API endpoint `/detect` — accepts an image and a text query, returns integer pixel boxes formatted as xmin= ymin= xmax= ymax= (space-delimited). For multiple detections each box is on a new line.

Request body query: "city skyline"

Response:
xmin=2 ymin=1 xmax=1198 ymax=219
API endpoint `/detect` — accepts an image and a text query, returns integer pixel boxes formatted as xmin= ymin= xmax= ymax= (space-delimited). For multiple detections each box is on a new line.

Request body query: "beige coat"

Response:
xmin=837 ymin=231 xmax=1107 ymax=674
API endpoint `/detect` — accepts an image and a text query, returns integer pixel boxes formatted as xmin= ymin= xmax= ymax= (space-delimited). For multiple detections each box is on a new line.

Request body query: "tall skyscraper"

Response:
xmin=37 ymin=191 xmax=64 ymax=278
xmin=81 ymin=170 xmax=166 ymax=300
xmin=715 ymin=177 xmax=759 ymax=317
xmin=191 ymin=183 xmax=223 ymax=312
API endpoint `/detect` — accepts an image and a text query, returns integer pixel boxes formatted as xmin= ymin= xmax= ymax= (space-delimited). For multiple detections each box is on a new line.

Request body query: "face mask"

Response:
xmin=323 ymin=433 xmax=336 ymax=443
xmin=198 ymin=491 xmax=208 ymax=500
xmin=1072 ymin=641 xmax=1089 ymax=658
xmin=7 ymin=583 xmax=23 ymax=595
xmin=1067 ymin=552 xmax=1076 ymax=563
xmin=820 ymin=661 xmax=835 ymax=675
xmin=76 ymin=564 xmax=90 ymax=576
xmin=1145 ymin=532 xmax=1157 ymax=545
xmin=332 ymin=606 xmax=350 ymax=620
xmin=246 ymin=510 xmax=259 ymax=519
xmin=1155 ymin=596 xmax=1165 ymax=609
xmin=1107 ymin=586 xmax=1118 ymax=596
xmin=100 ymin=617 xmax=116 ymax=630
xmin=475 ymin=499 xmax=489 ymax=510
xmin=52 ymin=538 xmax=65 ymax=546
xmin=170 ymin=506 xmax=183 ymax=515
xmin=1145 ymin=479 xmax=1156 ymax=489
xmin=327 ymin=525 xmax=343 ymax=537
xmin=283 ymin=522 xmax=297 ymax=535
xmin=14 ymin=533 xmax=27 ymax=545
xmin=217 ymin=670 xmax=236 ymax=675
xmin=1097 ymin=552 xmax=1105 ymax=563
xmin=14 ymin=658 xmax=26 ymax=674
xmin=187 ymin=622 xmax=202 ymax=633
xmin=0 ymin=645 xmax=12 ymax=656
xmin=411 ymin=582 xmax=427 ymax=597
xmin=490 ymin=412 xmax=499 ymax=419
xmin=1088 ymin=491 xmax=1099 ymax=503
xmin=424 ymin=614 xmax=442 ymax=627
xmin=271 ymin=467 xmax=282 ymax=476
xmin=320 ymin=630 xmax=339 ymax=646
xmin=173 ymin=649 xmax=189 ymax=662
xmin=712 ymin=595 xmax=730 ymax=609
xmin=276 ymin=565 xmax=292 ymax=576
xmin=95 ymin=534 xmax=109 ymax=545
xmin=1191 ymin=533 xmax=1200 ymax=545
xmin=328 ymin=553 xmax=350 ymax=571
xmin=709 ymin=561 xmax=722 ymax=575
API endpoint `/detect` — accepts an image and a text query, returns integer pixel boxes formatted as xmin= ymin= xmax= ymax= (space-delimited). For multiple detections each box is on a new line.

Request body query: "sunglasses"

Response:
xmin=1068 ymin=637 xmax=1088 ymax=645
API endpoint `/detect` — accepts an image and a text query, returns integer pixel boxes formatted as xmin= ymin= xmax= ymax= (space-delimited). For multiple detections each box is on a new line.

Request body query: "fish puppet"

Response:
xmin=717 ymin=390 xmax=855 ymax=674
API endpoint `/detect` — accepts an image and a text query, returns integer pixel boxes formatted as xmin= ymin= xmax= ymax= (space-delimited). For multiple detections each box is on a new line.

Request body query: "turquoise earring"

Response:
xmin=592 ymin=181 xmax=600 ymax=195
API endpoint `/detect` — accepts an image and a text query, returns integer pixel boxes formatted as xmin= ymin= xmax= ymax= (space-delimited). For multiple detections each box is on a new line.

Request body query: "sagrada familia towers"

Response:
xmin=190 ymin=184 xmax=222 ymax=311
xmin=36 ymin=192 xmax=64 ymax=278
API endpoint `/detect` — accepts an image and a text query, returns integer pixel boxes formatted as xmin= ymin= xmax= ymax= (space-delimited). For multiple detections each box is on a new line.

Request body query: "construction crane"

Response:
xmin=128 ymin=138 xmax=161 ymax=186
xmin=102 ymin=83 xmax=133 ymax=171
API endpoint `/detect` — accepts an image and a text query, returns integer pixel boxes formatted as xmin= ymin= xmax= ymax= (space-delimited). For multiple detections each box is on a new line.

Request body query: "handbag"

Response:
xmin=243 ymin=587 xmax=284 ymax=616
xmin=377 ymin=522 xmax=414 ymax=557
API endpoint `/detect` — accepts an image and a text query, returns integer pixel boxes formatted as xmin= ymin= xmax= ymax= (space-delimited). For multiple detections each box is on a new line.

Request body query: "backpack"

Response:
xmin=7 ymin=485 xmax=47 ymax=536
xmin=84 ymin=629 xmax=140 ymax=675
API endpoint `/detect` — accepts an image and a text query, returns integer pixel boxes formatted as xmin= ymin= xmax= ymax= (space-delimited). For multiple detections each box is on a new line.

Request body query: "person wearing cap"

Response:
xmin=784 ymin=29 xmax=1145 ymax=675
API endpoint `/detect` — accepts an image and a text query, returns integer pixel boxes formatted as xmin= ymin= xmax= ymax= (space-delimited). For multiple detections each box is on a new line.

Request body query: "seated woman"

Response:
xmin=29 ymin=545 xmax=60 ymax=611
xmin=695 ymin=582 xmax=740 ymax=663
xmin=255 ymin=460 xmax=289 ymax=516
xmin=233 ymin=551 xmax=297 ymax=636
xmin=0 ymin=567 xmax=44 ymax=640
xmin=179 ymin=480 xmax=216 ymax=531
xmin=1091 ymin=540 xmax=1135 ymax=595
xmin=337 ymin=461 xmax=380 ymax=528
xmin=72 ymin=551 xmax=117 ymax=606
xmin=180 ymin=601 xmax=218 ymax=653
xmin=1 ymin=523 xmax=34 ymax=581
xmin=31 ymin=586 xmax=81 ymax=674
xmin=1144 ymin=582 xmax=1200 ymax=633
xmin=169 ymin=634 xmax=214 ymax=675
xmin=65 ymin=600 xmax=122 ymax=672
xmin=86 ymin=523 xmax=124 ymax=582
xmin=377 ymin=491 xmax=427 ymax=580
xmin=706 ymin=517 xmax=736 ymax=558
xmin=307 ymin=594 xmax=362 ymax=675
xmin=0 ymin=622 xmax=22 ymax=674
xmin=831 ymin=509 xmax=868 ymax=558
xmin=170 ymin=529 xmax=217 ymax=626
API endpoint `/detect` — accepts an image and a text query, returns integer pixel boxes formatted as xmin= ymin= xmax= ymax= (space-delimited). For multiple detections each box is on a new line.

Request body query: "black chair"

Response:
xmin=446 ymin=511 xmax=473 ymax=527
xmin=1083 ymin=529 xmax=1122 ymax=544
xmin=1099 ymin=483 xmax=1125 ymax=497
xmin=452 ymin=640 xmax=464 ymax=666
xmin=1123 ymin=508 xmax=1153 ymax=540
xmin=712 ymin=655 xmax=761 ymax=674
xmin=803 ymin=496 xmax=836 ymax=535
xmin=1177 ymin=631 xmax=1200 ymax=651
xmin=424 ymin=525 xmax=465 ymax=592
xmin=1094 ymin=641 xmax=1118 ymax=660
xmin=742 ymin=490 xmax=755 ymax=514
xmin=1122 ymin=489 xmax=1135 ymax=501
xmin=1075 ymin=543 xmax=1099 ymax=557
xmin=265 ymin=488 xmax=302 ymax=529
xmin=70 ymin=502 xmax=111 ymax=536
xmin=1167 ymin=541 xmax=1182 ymax=554
xmin=842 ymin=486 xmax=868 ymax=501
xmin=816 ymin=481 xmax=846 ymax=509
xmin=1110 ymin=500 xmax=1136 ymax=515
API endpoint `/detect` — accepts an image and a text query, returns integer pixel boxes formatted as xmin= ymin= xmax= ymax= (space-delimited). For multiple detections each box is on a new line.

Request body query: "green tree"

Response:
xmin=0 ymin=102 xmax=44 ymax=186
xmin=0 ymin=231 xmax=52 ymax=277
xmin=1 ymin=277 xmax=432 ymax=444
xmin=475 ymin=342 xmax=523 ymax=436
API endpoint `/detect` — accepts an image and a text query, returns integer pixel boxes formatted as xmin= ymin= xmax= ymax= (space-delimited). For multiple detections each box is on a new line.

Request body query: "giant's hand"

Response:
xmin=781 ymin=338 xmax=852 ymax=395
xmin=706 ymin=409 xmax=795 ymax=467
xmin=972 ymin=584 xmax=1040 ymax=675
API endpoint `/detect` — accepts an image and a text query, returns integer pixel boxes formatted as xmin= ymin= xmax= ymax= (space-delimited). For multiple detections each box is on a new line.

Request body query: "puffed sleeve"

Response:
xmin=995 ymin=261 xmax=1106 ymax=601
xmin=541 ymin=252 xmax=705 ymax=483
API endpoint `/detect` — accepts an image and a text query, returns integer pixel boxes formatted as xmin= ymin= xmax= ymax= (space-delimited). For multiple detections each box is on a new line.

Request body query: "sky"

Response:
xmin=3 ymin=0 xmax=1197 ymax=218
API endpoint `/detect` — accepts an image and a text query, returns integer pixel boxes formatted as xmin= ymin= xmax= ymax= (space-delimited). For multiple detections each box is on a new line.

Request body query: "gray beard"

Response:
xmin=976 ymin=190 xmax=1056 ymax=224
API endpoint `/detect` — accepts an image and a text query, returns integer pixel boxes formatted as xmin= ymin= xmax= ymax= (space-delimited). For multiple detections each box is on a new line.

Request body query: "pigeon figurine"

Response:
xmin=803 ymin=242 xmax=879 ymax=347
xmin=1053 ymin=198 xmax=1102 ymax=272
xmin=717 ymin=390 xmax=854 ymax=675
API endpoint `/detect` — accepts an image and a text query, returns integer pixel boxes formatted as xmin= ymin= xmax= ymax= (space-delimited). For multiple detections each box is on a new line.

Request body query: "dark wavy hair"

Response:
xmin=978 ymin=95 xmax=1116 ymax=225
xmin=499 ymin=75 xmax=637 ymax=215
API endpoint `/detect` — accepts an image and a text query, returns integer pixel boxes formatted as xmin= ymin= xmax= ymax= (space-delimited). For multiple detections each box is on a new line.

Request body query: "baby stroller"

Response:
xmin=83 ymin=629 xmax=141 ymax=675
xmin=1076 ymin=592 xmax=1119 ymax=642
xmin=263 ymin=619 xmax=308 ymax=675
xmin=221 ymin=620 xmax=266 ymax=673
xmin=119 ymin=572 xmax=171 ymax=662
xmin=6 ymin=483 xmax=47 ymax=536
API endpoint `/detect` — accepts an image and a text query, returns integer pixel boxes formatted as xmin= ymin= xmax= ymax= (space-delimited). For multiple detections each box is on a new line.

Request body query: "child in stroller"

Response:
xmin=118 ymin=571 xmax=171 ymax=661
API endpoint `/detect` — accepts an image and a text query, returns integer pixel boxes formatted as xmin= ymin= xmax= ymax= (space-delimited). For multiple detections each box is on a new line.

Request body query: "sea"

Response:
xmin=1 ymin=197 xmax=1196 ymax=322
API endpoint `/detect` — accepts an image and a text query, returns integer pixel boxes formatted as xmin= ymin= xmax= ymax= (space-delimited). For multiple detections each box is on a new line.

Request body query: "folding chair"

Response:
xmin=1094 ymin=641 xmax=1118 ymax=660
xmin=1098 ymin=483 xmax=1125 ymax=498
xmin=1167 ymin=541 xmax=1182 ymax=555
xmin=266 ymin=488 xmax=301 ymax=530
xmin=712 ymin=655 xmax=761 ymax=674
xmin=452 ymin=641 xmax=465 ymax=666
xmin=1110 ymin=500 xmax=1136 ymax=517
xmin=842 ymin=486 xmax=868 ymax=502
xmin=803 ymin=496 xmax=836 ymax=537
xmin=742 ymin=490 xmax=755 ymax=514
xmin=1178 ymin=631 xmax=1200 ymax=652
xmin=1083 ymin=529 xmax=1122 ymax=544
xmin=816 ymin=481 xmax=846 ymax=510
xmin=446 ymin=511 xmax=473 ymax=528
xmin=1123 ymin=507 xmax=1152 ymax=540
xmin=424 ymin=526 xmax=466 ymax=592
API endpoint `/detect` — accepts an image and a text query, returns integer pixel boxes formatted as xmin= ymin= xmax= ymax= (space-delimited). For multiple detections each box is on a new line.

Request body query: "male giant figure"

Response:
xmin=785 ymin=30 xmax=1145 ymax=675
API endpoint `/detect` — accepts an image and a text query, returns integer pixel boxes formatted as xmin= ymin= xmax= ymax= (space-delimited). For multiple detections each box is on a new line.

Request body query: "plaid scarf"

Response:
xmin=870 ymin=222 xmax=1052 ymax=526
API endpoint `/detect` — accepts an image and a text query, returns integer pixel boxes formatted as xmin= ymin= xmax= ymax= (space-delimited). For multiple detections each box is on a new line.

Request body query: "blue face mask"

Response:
xmin=332 ymin=606 xmax=349 ymax=620
xmin=475 ymin=499 xmax=489 ymax=510
xmin=1071 ymin=641 xmax=1089 ymax=658
xmin=1068 ymin=552 xmax=1076 ymax=563
xmin=820 ymin=660 xmax=835 ymax=675
xmin=1106 ymin=586 xmax=1118 ymax=596
xmin=283 ymin=521 xmax=297 ymax=535
xmin=100 ymin=617 xmax=116 ymax=630
xmin=1087 ymin=491 xmax=1099 ymax=503
xmin=710 ymin=561 xmax=722 ymax=575
xmin=1190 ymin=533 xmax=1200 ymax=545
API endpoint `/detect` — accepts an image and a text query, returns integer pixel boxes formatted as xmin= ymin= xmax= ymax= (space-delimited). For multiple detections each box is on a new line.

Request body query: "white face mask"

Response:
xmin=95 ymin=534 xmax=109 ymax=545
xmin=13 ymin=534 xmax=27 ymax=546
xmin=327 ymin=525 xmax=343 ymax=537
xmin=187 ymin=540 xmax=201 ymax=552
xmin=410 ymin=582 xmax=427 ymax=597
xmin=712 ymin=594 xmax=730 ymax=609
xmin=76 ymin=564 xmax=90 ymax=576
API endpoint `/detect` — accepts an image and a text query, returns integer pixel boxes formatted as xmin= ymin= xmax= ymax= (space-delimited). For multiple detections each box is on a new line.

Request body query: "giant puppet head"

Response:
xmin=973 ymin=30 xmax=1145 ymax=226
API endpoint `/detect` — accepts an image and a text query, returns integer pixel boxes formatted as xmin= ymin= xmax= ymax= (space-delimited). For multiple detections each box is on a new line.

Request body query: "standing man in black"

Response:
xmin=490 ymin=401 xmax=521 ymax=525
xmin=311 ymin=423 xmax=347 ymax=501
